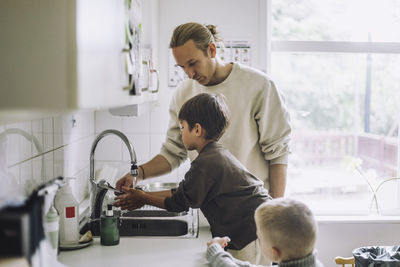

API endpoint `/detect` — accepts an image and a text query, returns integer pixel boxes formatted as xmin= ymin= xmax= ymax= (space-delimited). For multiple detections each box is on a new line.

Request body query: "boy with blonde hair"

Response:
xmin=207 ymin=198 xmax=323 ymax=267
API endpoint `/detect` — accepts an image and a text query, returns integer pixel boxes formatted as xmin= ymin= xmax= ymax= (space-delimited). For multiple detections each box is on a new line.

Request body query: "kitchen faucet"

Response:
xmin=89 ymin=129 xmax=139 ymax=222
xmin=82 ymin=130 xmax=199 ymax=238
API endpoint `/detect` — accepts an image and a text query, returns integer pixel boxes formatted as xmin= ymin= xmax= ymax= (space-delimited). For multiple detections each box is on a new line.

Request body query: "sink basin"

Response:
xmin=119 ymin=218 xmax=188 ymax=236
xmin=122 ymin=209 xmax=187 ymax=217
xmin=82 ymin=207 xmax=198 ymax=238
xmin=116 ymin=206 xmax=191 ymax=236
xmin=82 ymin=182 xmax=198 ymax=237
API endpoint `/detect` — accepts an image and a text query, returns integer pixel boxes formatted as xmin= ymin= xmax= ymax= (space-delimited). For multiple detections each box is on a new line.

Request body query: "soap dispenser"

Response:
xmin=100 ymin=204 xmax=120 ymax=246
xmin=54 ymin=177 xmax=79 ymax=246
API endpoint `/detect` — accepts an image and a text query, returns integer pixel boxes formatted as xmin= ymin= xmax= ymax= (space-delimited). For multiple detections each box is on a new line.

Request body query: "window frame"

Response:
xmin=267 ymin=0 xmax=400 ymax=215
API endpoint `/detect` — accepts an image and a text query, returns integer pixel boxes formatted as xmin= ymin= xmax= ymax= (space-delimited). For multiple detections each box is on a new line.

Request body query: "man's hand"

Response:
xmin=207 ymin=236 xmax=231 ymax=248
xmin=115 ymin=173 xmax=136 ymax=192
xmin=114 ymin=187 xmax=146 ymax=210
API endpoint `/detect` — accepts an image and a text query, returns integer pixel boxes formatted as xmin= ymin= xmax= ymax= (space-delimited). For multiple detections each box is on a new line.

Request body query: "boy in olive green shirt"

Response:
xmin=115 ymin=93 xmax=270 ymax=264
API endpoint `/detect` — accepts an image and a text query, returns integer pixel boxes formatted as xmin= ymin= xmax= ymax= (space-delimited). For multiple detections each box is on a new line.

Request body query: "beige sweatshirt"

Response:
xmin=160 ymin=63 xmax=291 ymax=189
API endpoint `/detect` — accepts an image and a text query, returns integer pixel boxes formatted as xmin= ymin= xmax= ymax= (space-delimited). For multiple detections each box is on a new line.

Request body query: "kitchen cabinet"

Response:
xmin=0 ymin=0 xmax=159 ymax=122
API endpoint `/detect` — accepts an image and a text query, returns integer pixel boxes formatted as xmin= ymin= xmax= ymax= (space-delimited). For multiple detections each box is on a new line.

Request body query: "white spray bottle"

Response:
xmin=55 ymin=177 xmax=79 ymax=245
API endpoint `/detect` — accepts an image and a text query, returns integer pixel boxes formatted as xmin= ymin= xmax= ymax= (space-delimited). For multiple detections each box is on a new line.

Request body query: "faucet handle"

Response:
xmin=97 ymin=180 xmax=124 ymax=194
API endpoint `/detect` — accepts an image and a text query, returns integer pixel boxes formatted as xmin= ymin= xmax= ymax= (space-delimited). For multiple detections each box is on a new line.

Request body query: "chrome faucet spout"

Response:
xmin=89 ymin=129 xmax=138 ymax=220
xmin=90 ymin=129 xmax=137 ymax=181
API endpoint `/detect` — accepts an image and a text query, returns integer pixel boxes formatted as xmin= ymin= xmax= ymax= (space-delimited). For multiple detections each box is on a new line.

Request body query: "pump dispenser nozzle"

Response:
xmin=106 ymin=204 xmax=114 ymax=217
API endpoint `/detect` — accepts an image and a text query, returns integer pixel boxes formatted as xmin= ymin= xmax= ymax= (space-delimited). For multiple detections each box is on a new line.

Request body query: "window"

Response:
xmin=270 ymin=0 xmax=400 ymax=215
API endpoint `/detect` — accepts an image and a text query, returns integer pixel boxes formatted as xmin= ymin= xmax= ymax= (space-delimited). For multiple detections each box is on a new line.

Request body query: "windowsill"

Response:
xmin=316 ymin=215 xmax=400 ymax=224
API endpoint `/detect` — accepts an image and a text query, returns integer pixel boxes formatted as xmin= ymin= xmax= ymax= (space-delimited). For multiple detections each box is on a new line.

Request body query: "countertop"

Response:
xmin=58 ymin=226 xmax=212 ymax=267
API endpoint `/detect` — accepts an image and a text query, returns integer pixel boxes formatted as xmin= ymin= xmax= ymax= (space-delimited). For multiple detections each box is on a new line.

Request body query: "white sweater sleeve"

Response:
xmin=206 ymin=244 xmax=263 ymax=267
xmin=255 ymin=78 xmax=291 ymax=165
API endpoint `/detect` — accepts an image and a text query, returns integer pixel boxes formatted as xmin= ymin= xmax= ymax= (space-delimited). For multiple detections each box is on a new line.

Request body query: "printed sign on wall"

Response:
xmin=168 ymin=49 xmax=187 ymax=87
xmin=217 ymin=41 xmax=251 ymax=66
xmin=168 ymin=40 xmax=251 ymax=87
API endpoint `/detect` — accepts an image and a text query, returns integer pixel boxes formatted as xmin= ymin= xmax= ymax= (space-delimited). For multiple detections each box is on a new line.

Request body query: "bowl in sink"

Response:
xmin=136 ymin=182 xmax=179 ymax=192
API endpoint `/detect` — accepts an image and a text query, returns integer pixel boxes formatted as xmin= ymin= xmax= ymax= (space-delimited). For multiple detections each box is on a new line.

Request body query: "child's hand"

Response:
xmin=207 ymin=236 xmax=231 ymax=248
xmin=114 ymin=187 xmax=146 ymax=210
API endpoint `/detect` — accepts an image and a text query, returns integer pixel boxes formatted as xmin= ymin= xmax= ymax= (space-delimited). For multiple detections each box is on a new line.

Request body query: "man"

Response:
xmin=116 ymin=22 xmax=291 ymax=198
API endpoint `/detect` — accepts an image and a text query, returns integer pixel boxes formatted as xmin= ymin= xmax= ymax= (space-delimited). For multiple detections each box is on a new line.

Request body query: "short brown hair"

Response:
xmin=170 ymin=22 xmax=222 ymax=55
xmin=255 ymin=198 xmax=317 ymax=259
xmin=178 ymin=93 xmax=230 ymax=141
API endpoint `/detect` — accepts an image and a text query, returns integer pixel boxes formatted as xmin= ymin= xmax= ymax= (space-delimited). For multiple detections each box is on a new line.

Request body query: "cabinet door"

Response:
xmin=0 ymin=0 xmax=74 ymax=110
xmin=76 ymin=0 xmax=128 ymax=109
xmin=0 ymin=0 xmax=130 ymax=112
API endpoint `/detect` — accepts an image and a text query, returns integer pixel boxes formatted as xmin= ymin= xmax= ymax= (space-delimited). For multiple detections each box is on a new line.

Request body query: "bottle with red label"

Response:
xmin=55 ymin=177 xmax=79 ymax=246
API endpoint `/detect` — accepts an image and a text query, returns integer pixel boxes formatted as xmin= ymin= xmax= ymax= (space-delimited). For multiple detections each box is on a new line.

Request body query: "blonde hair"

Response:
xmin=169 ymin=22 xmax=223 ymax=55
xmin=255 ymin=198 xmax=316 ymax=260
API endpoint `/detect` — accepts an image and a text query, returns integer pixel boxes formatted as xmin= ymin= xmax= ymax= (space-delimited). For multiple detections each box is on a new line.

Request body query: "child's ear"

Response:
xmin=272 ymin=247 xmax=281 ymax=262
xmin=194 ymin=123 xmax=205 ymax=137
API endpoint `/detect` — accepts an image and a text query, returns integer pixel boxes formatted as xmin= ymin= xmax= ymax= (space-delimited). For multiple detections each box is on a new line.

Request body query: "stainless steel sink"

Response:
xmin=122 ymin=210 xmax=187 ymax=217
xmin=84 ymin=207 xmax=198 ymax=237
xmin=118 ymin=206 xmax=197 ymax=237
xmin=82 ymin=182 xmax=199 ymax=238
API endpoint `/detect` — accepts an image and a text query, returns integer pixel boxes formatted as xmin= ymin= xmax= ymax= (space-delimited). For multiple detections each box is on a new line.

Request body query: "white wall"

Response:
xmin=158 ymin=0 xmax=267 ymax=73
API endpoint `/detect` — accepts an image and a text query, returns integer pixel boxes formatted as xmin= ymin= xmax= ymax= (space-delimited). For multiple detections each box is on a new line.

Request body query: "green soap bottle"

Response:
xmin=100 ymin=204 xmax=120 ymax=246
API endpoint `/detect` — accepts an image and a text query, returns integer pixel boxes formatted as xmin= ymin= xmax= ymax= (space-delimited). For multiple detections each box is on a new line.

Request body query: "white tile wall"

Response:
xmin=32 ymin=155 xmax=44 ymax=184
xmin=95 ymin=109 xmax=122 ymax=133
xmin=43 ymin=117 xmax=54 ymax=153
xmin=92 ymin=95 xmax=187 ymax=184
xmin=0 ymin=94 xmax=185 ymax=205
xmin=93 ymin=134 xmax=124 ymax=162
xmin=122 ymin=103 xmax=151 ymax=134
xmin=31 ymin=119 xmax=44 ymax=156
xmin=63 ymin=138 xmax=91 ymax=178
xmin=20 ymin=160 xmax=33 ymax=195
xmin=53 ymin=148 xmax=65 ymax=181
xmin=53 ymin=116 xmax=69 ymax=148
xmin=0 ymin=110 xmax=96 ymax=204
xmin=5 ymin=122 xmax=33 ymax=166
xmin=123 ymin=134 xmax=151 ymax=163
xmin=44 ymin=152 xmax=54 ymax=182
xmin=8 ymin=165 xmax=20 ymax=187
